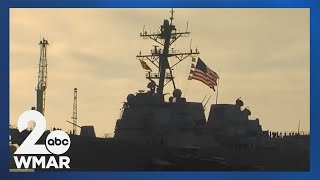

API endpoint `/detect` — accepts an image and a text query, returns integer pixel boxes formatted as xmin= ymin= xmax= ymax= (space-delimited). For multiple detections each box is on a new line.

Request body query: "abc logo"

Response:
xmin=45 ymin=130 xmax=70 ymax=155
xmin=47 ymin=138 xmax=69 ymax=146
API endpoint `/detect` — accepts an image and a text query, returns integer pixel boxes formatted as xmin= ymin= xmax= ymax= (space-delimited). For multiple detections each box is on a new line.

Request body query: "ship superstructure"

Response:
xmin=114 ymin=10 xmax=264 ymax=148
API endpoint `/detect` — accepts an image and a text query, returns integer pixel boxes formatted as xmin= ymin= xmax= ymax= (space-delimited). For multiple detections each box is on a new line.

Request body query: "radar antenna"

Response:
xmin=170 ymin=8 xmax=174 ymax=25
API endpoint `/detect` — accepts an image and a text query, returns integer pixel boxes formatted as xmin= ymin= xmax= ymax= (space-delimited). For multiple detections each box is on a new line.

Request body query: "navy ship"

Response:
xmin=10 ymin=10 xmax=309 ymax=171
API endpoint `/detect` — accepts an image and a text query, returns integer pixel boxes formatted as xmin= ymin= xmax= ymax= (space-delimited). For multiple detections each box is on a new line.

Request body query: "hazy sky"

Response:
xmin=10 ymin=8 xmax=309 ymax=137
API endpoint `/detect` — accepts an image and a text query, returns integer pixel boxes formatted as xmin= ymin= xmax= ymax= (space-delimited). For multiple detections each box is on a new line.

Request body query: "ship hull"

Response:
xmin=10 ymin=129 xmax=309 ymax=171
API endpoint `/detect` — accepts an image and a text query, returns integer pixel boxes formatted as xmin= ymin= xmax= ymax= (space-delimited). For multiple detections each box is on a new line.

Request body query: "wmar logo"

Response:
xmin=13 ymin=110 xmax=71 ymax=169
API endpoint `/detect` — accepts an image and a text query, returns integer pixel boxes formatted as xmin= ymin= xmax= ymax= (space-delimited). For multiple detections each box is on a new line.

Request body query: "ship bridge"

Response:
xmin=114 ymin=88 xmax=207 ymax=147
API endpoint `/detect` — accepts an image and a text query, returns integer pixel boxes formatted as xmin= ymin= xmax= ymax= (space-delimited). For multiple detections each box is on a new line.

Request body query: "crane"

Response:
xmin=71 ymin=88 xmax=78 ymax=135
xmin=35 ymin=38 xmax=49 ymax=115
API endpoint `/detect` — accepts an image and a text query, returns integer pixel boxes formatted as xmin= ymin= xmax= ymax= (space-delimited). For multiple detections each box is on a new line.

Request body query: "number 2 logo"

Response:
xmin=14 ymin=110 xmax=50 ymax=155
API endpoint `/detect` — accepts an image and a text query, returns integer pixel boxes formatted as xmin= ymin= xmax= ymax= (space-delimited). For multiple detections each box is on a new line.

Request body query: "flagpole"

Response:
xmin=215 ymin=78 xmax=219 ymax=104
xmin=215 ymin=69 xmax=220 ymax=104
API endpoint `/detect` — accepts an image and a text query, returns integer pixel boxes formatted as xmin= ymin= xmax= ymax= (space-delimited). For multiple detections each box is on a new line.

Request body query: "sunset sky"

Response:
xmin=10 ymin=8 xmax=309 ymax=137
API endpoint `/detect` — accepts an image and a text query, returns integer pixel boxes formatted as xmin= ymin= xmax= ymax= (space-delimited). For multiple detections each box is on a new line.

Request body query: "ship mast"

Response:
xmin=137 ymin=9 xmax=199 ymax=100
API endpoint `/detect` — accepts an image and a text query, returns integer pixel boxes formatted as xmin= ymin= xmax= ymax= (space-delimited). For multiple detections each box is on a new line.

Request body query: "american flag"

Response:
xmin=190 ymin=58 xmax=219 ymax=90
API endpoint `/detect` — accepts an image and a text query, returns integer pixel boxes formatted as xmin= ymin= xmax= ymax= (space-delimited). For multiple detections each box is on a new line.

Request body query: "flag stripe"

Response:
xmin=193 ymin=73 xmax=217 ymax=87
xmin=205 ymin=72 xmax=218 ymax=84
xmin=193 ymin=72 xmax=217 ymax=87
xmin=207 ymin=68 xmax=219 ymax=79
xmin=193 ymin=69 xmax=217 ymax=86
xmin=192 ymin=75 xmax=215 ymax=88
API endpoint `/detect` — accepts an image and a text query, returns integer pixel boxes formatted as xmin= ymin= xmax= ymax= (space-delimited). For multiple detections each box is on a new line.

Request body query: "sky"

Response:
xmin=10 ymin=8 xmax=310 ymax=137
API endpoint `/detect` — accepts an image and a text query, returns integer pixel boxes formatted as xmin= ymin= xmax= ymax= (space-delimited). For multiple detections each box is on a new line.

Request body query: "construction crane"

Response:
xmin=35 ymin=38 xmax=49 ymax=115
xmin=71 ymin=88 xmax=78 ymax=135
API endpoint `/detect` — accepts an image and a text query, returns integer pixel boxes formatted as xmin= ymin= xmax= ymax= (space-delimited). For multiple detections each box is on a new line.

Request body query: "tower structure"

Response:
xmin=137 ymin=9 xmax=199 ymax=100
xmin=71 ymin=88 xmax=78 ymax=135
xmin=36 ymin=38 xmax=49 ymax=115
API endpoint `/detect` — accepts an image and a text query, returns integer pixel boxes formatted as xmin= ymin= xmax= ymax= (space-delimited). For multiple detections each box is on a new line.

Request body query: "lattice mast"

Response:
xmin=36 ymin=38 xmax=49 ymax=115
xmin=71 ymin=88 xmax=78 ymax=135
xmin=137 ymin=9 xmax=199 ymax=99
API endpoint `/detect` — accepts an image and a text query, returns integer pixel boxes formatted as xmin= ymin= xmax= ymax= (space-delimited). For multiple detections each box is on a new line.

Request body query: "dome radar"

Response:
xmin=173 ymin=89 xmax=182 ymax=98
